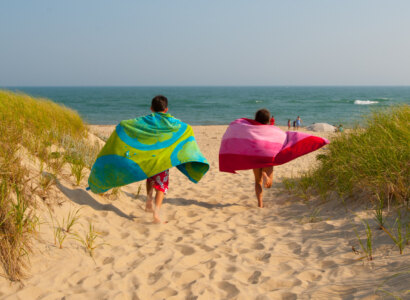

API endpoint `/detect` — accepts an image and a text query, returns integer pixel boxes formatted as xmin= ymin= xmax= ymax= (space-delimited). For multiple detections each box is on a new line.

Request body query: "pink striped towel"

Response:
xmin=219 ymin=118 xmax=329 ymax=173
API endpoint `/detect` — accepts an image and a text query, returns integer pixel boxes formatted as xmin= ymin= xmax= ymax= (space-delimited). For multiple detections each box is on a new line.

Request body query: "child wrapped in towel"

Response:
xmin=88 ymin=95 xmax=209 ymax=223
xmin=219 ymin=109 xmax=329 ymax=208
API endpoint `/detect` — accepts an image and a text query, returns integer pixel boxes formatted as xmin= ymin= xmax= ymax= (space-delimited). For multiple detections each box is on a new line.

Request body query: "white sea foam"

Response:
xmin=354 ymin=100 xmax=379 ymax=105
xmin=255 ymin=100 xmax=263 ymax=103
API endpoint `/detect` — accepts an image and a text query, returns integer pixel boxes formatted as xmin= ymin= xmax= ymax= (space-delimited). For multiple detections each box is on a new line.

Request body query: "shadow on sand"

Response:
xmin=165 ymin=197 xmax=238 ymax=209
xmin=123 ymin=191 xmax=237 ymax=209
xmin=56 ymin=181 xmax=134 ymax=220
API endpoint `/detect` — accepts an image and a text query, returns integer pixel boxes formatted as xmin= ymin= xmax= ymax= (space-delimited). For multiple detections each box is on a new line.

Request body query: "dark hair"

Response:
xmin=151 ymin=95 xmax=168 ymax=112
xmin=254 ymin=109 xmax=270 ymax=124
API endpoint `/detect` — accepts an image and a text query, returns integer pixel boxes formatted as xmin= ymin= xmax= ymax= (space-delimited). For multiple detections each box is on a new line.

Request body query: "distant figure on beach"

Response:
xmin=270 ymin=115 xmax=275 ymax=125
xmin=338 ymin=124 xmax=344 ymax=132
xmin=296 ymin=116 xmax=302 ymax=130
xmin=288 ymin=119 xmax=291 ymax=129
xmin=88 ymin=95 xmax=209 ymax=224
xmin=293 ymin=120 xmax=296 ymax=129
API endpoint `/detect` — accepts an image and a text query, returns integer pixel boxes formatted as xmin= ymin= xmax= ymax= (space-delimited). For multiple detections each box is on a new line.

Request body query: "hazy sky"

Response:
xmin=1 ymin=0 xmax=410 ymax=86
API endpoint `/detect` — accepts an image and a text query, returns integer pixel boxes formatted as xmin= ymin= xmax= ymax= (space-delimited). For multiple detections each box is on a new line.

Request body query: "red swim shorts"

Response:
xmin=147 ymin=170 xmax=169 ymax=193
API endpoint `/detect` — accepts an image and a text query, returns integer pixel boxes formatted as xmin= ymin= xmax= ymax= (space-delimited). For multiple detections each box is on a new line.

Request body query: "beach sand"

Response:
xmin=1 ymin=125 xmax=409 ymax=299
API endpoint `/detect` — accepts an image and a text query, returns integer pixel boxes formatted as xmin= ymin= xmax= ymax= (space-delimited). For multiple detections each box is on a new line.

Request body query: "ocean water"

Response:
xmin=7 ymin=86 xmax=410 ymax=126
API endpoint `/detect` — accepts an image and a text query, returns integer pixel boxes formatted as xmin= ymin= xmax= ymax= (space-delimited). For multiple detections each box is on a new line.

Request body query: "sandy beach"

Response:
xmin=1 ymin=125 xmax=408 ymax=299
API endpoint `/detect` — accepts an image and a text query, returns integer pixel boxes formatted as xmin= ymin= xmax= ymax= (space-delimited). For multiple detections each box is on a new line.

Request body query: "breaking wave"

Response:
xmin=354 ymin=100 xmax=379 ymax=105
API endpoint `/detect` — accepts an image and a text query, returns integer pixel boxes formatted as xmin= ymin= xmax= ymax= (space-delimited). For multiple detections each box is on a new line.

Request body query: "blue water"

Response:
xmin=5 ymin=86 xmax=410 ymax=126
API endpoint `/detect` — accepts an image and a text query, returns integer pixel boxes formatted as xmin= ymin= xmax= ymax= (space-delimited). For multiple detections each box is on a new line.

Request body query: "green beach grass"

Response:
xmin=0 ymin=90 xmax=98 ymax=280
xmin=287 ymin=105 xmax=409 ymax=205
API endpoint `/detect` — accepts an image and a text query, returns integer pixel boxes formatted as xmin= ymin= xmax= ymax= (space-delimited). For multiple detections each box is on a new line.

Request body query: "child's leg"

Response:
xmin=147 ymin=170 xmax=169 ymax=223
xmin=262 ymin=166 xmax=273 ymax=188
xmin=153 ymin=190 xmax=165 ymax=223
xmin=145 ymin=179 xmax=154 ymax=212
xmin=253 ymin=168 xmax=264 ymax=208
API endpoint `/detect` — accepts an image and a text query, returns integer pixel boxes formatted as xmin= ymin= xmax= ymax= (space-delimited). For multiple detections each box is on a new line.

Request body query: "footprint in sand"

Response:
xmin=187 ymin=211 xmax=199 ymax=218
xmin=103 ymin=257 xmax=114 ymax=265
xmin=218 ymin=281 xmax=240 ymax=298
xmin=258 ymin=253 xmax=271 ymax=263
xmin=253 ymin=242 xmax=265 ymax=250
xmin=207 ymin=223 xmax=218 ymax=229
xmin=121 ymin=232 xmax=130 ymax=239
xmin=206 ymin=260 xmax=217 ymax=269
xmin=147 ymin=271 xmax=162 ymax=284
xmin=247 ymin=228 xmax=257 ymax=234
xmin=135 ymin=226 xmax=150 ymax=237
xmin=226 ymin=265 xmax=238 ymax=273
xmin=177 ymin=245 xmax=196 ymax=255
xmin=153 ymin=287 xmax=178 ymax=298
xmin=260 ymin=278 xmax=302 ymax=290
xmin=287 ymin=241 xmax=302 ymax=255
xmin=200 ymin=244 xmax=214 ymax=252
xmin=248 ymin=270 xmax=262 ymax=284
xmin=320 ymin=260 xmax=336 ymax=268
xmin=130 ymin=275 xmax=139 ymax=288
xmin=173 ymin=269 xmax=204 ymax=286
xmin=297 ymin=270 xmax=323 ymax=282
xmin=237 ymin=248 xmax=250 ymax=254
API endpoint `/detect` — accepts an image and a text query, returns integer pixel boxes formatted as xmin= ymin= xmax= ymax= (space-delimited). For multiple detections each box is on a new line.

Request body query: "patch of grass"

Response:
xmin=284 ymin=105 xmax=410 ymax=205
xmin=381 ymin=210 xmax=408 ymax=255
xmin=48 ymin=207 xmax=81 ymax=249
xmin=54 ymin=226 xmax=67 ymax=249
xmin=303 ymin=208 xmax=322 ymax=223
xmin=298 ymin=207 xmax=323 ymax=224
xmin=70 ymin=160 xmax=86 ymax=186
xmin=38 ymin=173 xmax=56 ymax=200
xmin=0 ymin=183 xmax=37 ymax=281
xmin=0 ymin=90 xmax=95 ymax=280
xmin=374 ymin=196 xmax=385 ymax=230
xmin=63 ymin=137 xmax=101 ymax=170
xmin=75 ymin=222 xmax=105 ymax=258
xmin=64 ymin=208 xmax=81 ymax=233
xmin=0 ymin=90 xmax=86 ymax=147
xmin=281 ymin=178 xmax=296 ymax=194
xmin=48 ymin=151 xmax=65 ymax=176
xmin=355 ymin=220 xmax=373 ymax=261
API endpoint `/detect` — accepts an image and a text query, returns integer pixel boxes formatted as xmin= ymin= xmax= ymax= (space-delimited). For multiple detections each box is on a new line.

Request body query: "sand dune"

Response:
xmin=1 ymin=125 xmax=408 ymax=299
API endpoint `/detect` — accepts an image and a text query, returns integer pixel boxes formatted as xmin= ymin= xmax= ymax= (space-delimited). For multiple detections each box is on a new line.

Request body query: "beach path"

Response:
xmin=1 ymin=125 xmax=408 ymax=300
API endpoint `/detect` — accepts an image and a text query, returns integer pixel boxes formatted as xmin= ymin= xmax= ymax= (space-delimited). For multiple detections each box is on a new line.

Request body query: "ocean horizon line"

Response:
xmin=3 ymin=84 xmax=410 ymax=89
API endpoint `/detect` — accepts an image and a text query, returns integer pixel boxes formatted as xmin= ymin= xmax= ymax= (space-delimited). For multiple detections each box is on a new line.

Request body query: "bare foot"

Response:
xmin=153 ymin=217 xmax=168 ymax=224
xmin=153 ymin=207 xmax=167 ymax=224
xmin=263 ymin=172 xmax=272 ymax=188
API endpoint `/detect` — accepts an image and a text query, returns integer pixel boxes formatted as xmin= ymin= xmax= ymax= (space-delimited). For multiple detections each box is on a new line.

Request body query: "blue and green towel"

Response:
xmin=88 ymin=112 xmax=209 ymax=194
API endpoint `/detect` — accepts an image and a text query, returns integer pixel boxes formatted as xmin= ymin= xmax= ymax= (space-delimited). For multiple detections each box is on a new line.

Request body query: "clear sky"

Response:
xmin=1 ymin=0 xmax=410 ymax=86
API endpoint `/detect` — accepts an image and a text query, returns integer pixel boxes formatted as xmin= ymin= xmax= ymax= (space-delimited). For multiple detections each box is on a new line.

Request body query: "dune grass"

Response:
xmin=74 ymin=222 xmax=105 ymax=258
xmin=287 ymin=105 xmax=409 ymax=205
xmin=286 ymin=105 xmax=409 ymax=257
xmin=0 ymin=90 xmax=98 ymax=280
xmin=355 ymin=220 xmax=373 ymax=261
